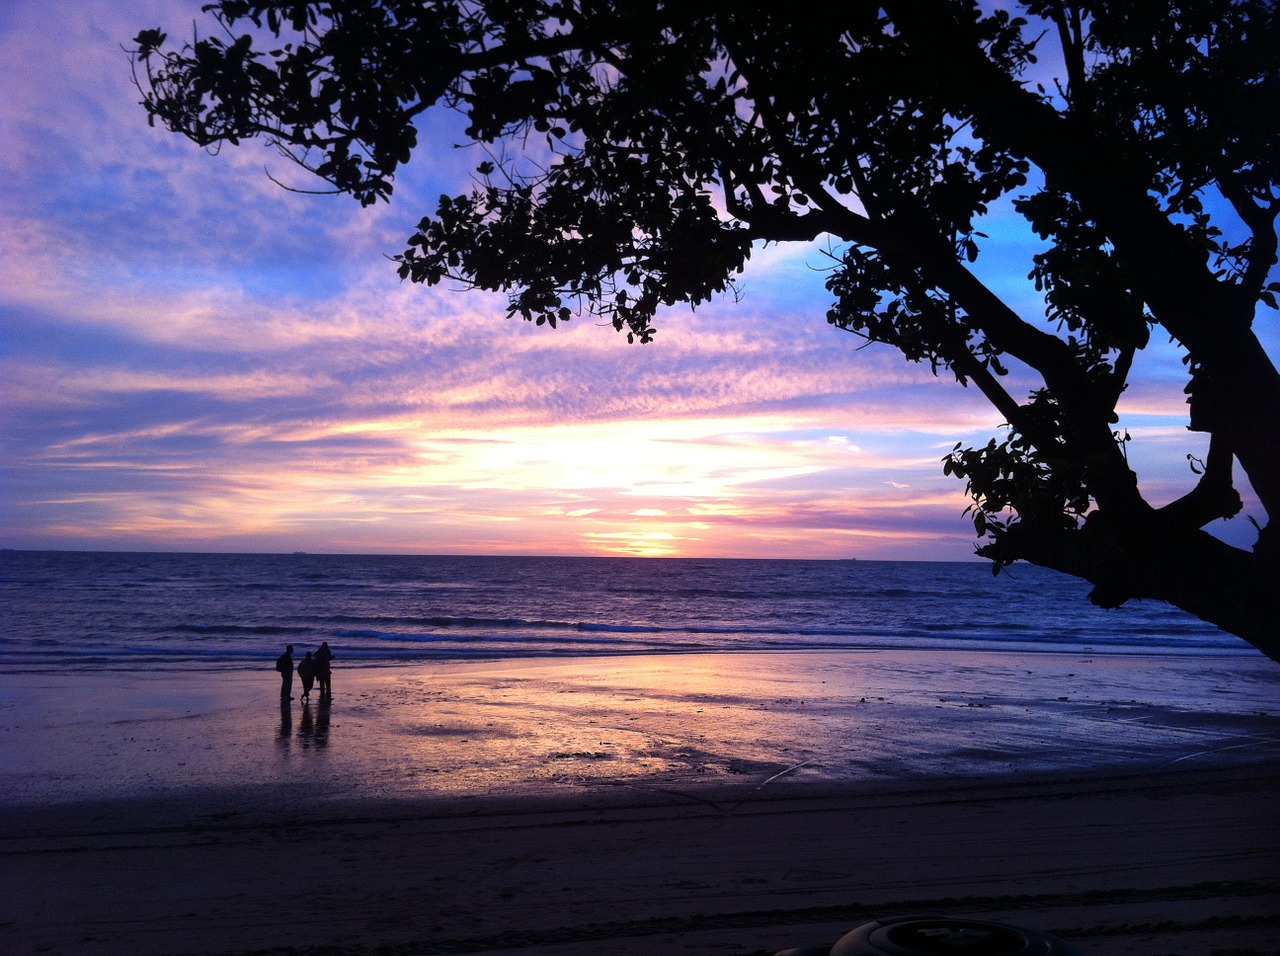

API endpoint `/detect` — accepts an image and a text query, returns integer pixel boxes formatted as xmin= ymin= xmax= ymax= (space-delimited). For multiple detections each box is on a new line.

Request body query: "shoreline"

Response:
xmin=3 ymin=650 xmax=1278 ymax=954
xmin=3 ymin=649 xmax=1278 ymax=808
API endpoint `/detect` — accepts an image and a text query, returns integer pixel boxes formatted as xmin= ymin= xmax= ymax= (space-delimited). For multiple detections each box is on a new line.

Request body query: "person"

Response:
xmin=296 ymin=651 xmax=317 ymax=701
xmin=275 ymin=644 xmax=295 ymax=700
xmin=315 ymin=641 xmax=334 ymax=699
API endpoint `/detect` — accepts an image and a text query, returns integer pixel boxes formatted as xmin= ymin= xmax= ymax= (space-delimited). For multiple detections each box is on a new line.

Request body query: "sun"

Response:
xmin=582 ymin=529 xmax=684 ymax=557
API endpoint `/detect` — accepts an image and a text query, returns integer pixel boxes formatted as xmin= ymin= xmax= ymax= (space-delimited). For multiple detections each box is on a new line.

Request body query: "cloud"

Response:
xmin=2 ymin=0 xmax=1265 ymax=561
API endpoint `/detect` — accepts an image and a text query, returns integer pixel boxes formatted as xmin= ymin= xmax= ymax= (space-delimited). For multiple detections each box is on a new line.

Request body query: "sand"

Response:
xmin=2 ymin=651 xmax=1279 ymax=955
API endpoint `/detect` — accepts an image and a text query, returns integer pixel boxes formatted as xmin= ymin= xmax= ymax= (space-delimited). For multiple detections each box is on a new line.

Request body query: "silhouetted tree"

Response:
xmin=132 ymin=1 xmax=1280 ymax=660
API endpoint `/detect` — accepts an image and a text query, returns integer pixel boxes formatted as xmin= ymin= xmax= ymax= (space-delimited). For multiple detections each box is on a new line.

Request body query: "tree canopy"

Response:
xmin=132 ymin=0 xmax=1280 ymax=661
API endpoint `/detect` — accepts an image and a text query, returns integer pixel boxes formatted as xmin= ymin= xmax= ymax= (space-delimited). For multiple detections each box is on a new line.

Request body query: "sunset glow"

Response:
xmin=0 ymin=1 xmax=1271 ymax=559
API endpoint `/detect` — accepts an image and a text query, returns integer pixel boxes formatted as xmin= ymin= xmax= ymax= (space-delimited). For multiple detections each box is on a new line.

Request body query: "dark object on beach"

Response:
xmin=774 ymin=916 xmax=1083 ymax=956
xmin=315 ymin=641 xmax=334 ymax=699
xmin=275 ymin=644 xmax=294 ymax=700
xmin=297 ymin=651 xmax=317 ymax=701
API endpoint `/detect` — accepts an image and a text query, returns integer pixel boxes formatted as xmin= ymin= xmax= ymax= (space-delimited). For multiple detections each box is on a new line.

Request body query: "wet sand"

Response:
xmin=2 ymin=651 xmax=1279 ymax=954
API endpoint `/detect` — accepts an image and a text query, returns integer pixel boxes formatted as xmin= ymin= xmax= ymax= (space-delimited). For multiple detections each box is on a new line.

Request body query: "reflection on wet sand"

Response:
xmin=278 ymin=698 xmax=331 ymax=750
xmin=277 ymin=698 xmax=292 ymax=747
xmin=3 ymin=651 xmax=1277 ymax=809
xmin=298 ymin=698 xmax=331 ymax=748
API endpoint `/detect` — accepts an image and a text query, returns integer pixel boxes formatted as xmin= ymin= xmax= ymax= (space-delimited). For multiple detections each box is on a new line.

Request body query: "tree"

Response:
xmin=131 ymin=1 xmax=1280 ymax=661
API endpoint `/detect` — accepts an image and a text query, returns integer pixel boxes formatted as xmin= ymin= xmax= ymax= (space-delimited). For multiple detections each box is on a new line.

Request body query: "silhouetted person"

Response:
xmin=315 ymin=641 xmax=334 ymax=699
xmin=297 ymin=651 xmax=317 ymax=701
xmin=276 ymin=644 xmax=295 ymax=700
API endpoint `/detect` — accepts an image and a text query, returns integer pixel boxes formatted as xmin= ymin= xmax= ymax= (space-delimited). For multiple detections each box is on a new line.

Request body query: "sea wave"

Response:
xmin=0 ymin=551 xmax=1250 ymax=673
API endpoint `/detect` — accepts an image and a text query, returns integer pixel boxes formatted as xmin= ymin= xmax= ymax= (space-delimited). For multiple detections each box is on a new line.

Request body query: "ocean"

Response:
xmin=3 ymin=550 xmax=1278 ymax=808
xmin=0 ymin=550 xmax=1249 ymax=674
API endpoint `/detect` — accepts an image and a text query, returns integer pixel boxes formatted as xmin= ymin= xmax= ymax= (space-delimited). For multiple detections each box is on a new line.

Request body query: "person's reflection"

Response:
xmin=314 ymin=695 xmax=331 ymax=748
xmin=280 ymin=698 xmax=331 ymax=749
xmin=277 ymin=698 xmax=292 ymax=747
xmin=299 ymin=700 xmax=315 ymax=743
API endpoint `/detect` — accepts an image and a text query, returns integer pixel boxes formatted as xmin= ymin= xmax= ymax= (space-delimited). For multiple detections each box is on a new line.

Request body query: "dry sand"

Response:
xmin=2 ymin=651 xmax=1278 ymax=955
xmin=3 ymin=766 xmax=1278 ymax=955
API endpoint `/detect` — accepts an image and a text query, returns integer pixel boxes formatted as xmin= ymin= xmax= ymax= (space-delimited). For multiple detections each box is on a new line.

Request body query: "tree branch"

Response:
xmin=1216 ymin=175 xmax=1280 ymax=301
xmin=1157 ymin=432 xmax=1244 ymax=530
xmin=886 ymin=0 xmax=1280 ymax=524
xmin=1045 ymin=1 xmax=1088 ymax=111
xmin=990 ymin=515 xmax=1278 ymax=662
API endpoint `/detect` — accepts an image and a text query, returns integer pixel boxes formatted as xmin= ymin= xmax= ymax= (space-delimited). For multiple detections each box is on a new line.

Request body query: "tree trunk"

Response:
xmin=991 ymin=515 xmax=1280 ymax=663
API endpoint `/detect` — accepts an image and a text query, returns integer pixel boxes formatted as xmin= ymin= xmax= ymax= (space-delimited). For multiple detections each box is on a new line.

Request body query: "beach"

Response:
xmin=3 ymin=650 xmax=1279 ymax=954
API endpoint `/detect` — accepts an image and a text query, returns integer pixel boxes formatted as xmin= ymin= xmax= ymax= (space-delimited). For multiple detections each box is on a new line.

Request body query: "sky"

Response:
xmin=1 ymin=1 xmax=1276 ymax=561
